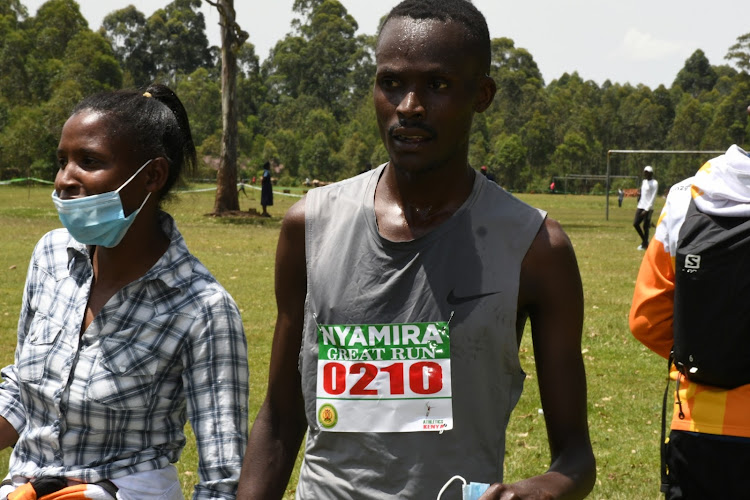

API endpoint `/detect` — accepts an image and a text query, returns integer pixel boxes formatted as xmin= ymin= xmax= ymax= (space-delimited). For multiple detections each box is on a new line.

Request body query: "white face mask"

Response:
xmin=52 ymin=159 xmax=153 ymax=248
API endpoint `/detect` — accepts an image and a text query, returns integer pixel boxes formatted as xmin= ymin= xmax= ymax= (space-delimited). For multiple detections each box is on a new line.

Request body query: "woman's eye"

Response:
xmin=80 ymin=157 xmax=100 ymax=168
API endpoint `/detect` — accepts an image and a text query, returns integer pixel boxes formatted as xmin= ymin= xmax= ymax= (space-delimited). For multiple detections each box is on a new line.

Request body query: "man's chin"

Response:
xmin=388 ymin=157 xmax=445 ymax=177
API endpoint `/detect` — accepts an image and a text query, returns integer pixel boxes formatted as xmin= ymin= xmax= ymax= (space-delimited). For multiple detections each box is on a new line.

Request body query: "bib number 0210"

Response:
xmin=322 ymin=361 xmax=443 ymax=396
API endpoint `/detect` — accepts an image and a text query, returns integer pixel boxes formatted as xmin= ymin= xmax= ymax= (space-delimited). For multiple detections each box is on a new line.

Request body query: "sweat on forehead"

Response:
xmin=375 ymin=17 xmax=487 ymax=76
xmin=377 ymin=17 xmax=460 ymax=50
xmin=378 ymin=0 xmax=491 ymax=72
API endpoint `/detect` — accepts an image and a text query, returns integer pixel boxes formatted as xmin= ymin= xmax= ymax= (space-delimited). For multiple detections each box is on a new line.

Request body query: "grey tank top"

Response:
xmin=297 ymin=165 xmax=546 ymax=499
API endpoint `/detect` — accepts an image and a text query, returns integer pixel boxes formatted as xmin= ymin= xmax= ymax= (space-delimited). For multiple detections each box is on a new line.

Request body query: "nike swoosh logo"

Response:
xmin=446 ymin=289 xmax=501 ymax=305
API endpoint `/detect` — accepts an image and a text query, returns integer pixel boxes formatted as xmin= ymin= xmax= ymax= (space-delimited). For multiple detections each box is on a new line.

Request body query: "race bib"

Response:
xmin=315 ymin=321 xmax=452 ymax=432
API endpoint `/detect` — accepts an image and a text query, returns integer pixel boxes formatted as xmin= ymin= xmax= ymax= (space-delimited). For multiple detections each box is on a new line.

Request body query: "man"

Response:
xmin=238 ymin=1 xmax=595 ymax=499
xmin=480 ymin=165 xmax=496 ymax=183
xmin=630 ymin=141 xmax=750 ymax=499
xmin=634 ymin=165 xmax=658 ymax=249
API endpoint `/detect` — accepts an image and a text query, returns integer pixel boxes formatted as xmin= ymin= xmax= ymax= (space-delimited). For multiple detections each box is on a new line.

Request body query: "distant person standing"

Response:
xmin=260 ymin=161 xmax=273 ymax=217
xmin=634 ymin=166 xmax=658 ymax=249
xmin=618 ymin=188 xmax=624 ymax=207
xmin=238 ymin=177 xmax=248 ymax=198
xmin=480 ymin=165 xmax=496 ymax=183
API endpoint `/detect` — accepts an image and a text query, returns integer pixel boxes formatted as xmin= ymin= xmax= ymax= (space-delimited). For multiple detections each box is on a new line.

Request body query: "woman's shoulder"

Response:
xmin=29 ymin=228 xmax=85 ymax=275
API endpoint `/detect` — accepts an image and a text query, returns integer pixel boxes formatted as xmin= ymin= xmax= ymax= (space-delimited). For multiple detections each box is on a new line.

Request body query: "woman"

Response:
xmin=0 ymin=85 xmax=249 ymax=499
xmin=260 ymin=161 xmax=273 ymax=217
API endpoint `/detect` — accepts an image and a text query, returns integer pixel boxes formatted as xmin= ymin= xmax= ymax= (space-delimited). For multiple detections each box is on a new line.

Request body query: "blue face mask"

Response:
xmin=52 ymin=159 xmax=153 ymax=248
xmin=462 ymin=482 xmax=490 ymax=500
xmin=437 ymin=475 xmax=490 ymax=500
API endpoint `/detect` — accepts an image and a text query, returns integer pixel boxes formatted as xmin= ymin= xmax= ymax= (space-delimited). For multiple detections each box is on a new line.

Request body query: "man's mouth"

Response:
xmin=390 ymin=125 xmax=434 ymax=144
xmin=393 ymin=134 xmax=429 ymax=143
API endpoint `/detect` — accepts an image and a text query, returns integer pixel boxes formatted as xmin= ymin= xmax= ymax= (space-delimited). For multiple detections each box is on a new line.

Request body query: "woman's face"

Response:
xmin=55 ymin=110 xmax=150 ymax=215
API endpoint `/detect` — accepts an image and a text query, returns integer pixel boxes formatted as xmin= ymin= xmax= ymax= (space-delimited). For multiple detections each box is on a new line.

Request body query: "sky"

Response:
xmin=20 ymin=0 xmax=749 ymax=89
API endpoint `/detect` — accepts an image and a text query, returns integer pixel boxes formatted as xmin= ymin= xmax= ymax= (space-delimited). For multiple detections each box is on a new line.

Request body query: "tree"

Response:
xmin=30 ymin=0 xmax=88 ymax=60
xmin=617 ymin=86 xmax=670 ymax=150
xmin=299 ymin=132 xmax=331 ymax=179
xmin=24 ymin=0 xmax=89 ymax=102
xmin=264 ymin=0 xmax=362 ymax=118
xmin=148 ymin=0 xmax=213 ymax=84
xmin=0 ymin=106 xmax=57 ymax=179
xmin=176 ymin=67 xmax=221 ymax=147
xmin=0 ymin=0 xmax=31 ymax=103
xmin=205 ymin=0 xmax=248 ymax=213
xmin=101 ymin=6 xmax=155 ymax=87
xmin=545 ymin=72 xmax=601 ymax=175
xmin=726 ymin=32 xmax=750 ymax=73
xmin=488 ymin=37 xmax=545 ymax=134
xmin=520 ymin=111 xmax=555 ymax=170
xmin=701 ymin=79 xmax=750 ymax=149
xmin=492 ymin=134 xmax=527 ymax=190
xmin=673 ymin=49 xmax=718 ymax=97
xmin=236 ymin=42 xmax=265 ymax=118
xmin=0 ymin=0 xmax=27 ymax=18
xmin=550 ymin=131 xmax=589 ymax=180
xmin=663 ymin=95 xmax=714 ymax=186
xmin=60 ymin=31 xmax=122 ymax=94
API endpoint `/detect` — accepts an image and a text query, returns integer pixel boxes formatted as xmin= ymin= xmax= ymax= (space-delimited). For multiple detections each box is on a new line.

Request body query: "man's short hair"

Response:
xmin=378 ymin=0 xmax=491 ymax=74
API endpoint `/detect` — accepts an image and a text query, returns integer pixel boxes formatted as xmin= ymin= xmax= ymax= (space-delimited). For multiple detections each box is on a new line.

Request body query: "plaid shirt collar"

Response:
xmin=62 ymin=211 xmax=196 ymax=292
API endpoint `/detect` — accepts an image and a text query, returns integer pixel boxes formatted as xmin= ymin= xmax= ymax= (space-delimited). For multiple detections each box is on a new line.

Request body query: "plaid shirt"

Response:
xmin=0 ymin=213 xmax=248 ymax=499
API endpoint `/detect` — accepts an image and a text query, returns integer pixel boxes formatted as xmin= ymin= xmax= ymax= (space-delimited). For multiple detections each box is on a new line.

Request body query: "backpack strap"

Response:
xmin=660 ymin=351 xmax=673 ymax=494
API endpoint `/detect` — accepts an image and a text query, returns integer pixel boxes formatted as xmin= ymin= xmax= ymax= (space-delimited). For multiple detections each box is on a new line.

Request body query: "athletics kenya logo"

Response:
xmin=318 ymin=403 xmax=338 ymax=429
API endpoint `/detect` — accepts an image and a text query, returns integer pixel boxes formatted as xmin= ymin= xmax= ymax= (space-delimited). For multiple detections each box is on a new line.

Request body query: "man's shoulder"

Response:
xmin=478 ymin=181 xmax=546 ymax=217
xmin=306 ymin=167 xmax=380 ymax=208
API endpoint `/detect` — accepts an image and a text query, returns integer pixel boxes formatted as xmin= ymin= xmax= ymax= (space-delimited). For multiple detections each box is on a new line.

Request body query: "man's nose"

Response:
xmin=396 ymin=90 xmax=425 ymax=119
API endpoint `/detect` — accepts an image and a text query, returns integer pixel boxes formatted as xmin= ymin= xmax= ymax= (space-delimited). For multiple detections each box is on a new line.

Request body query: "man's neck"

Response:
xmin=374 ymin=162 xmax=475 ymax=242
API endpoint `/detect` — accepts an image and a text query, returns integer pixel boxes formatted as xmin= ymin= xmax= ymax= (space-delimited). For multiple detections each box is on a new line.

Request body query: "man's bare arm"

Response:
xmin=483 ymin=218 xmax=595 ymax=499
xmin=0 ymin=416 xmax=18 ymax=451
xmin=237 ymin=199 xmax=309 ymax=500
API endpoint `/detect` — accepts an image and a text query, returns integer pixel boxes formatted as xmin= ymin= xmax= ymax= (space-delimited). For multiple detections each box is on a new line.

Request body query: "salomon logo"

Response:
xmin=685 ymin=254 xmax=701 ymax=270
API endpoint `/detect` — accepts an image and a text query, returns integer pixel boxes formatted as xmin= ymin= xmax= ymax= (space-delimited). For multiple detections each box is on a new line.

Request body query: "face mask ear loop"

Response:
xmin=116 ymin=159 xmax=154 ymax=194
xmin=134 ymin=192 xmax=152 ymax=213
xmin=436 ymin=475 xmax=467 ymax=500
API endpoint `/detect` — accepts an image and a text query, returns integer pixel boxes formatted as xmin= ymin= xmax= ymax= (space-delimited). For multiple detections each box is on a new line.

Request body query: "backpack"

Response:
xmin=673 ymin=198 xmax=750 ymax=389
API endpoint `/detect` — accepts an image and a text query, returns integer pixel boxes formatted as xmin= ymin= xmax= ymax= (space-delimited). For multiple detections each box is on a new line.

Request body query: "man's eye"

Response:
xmin=430 ymin=80 xmax=448 ymax=90
xmin=57 ymin=157 xmax=67 ymax=168
xmin=380 ymin=78 xmax=399 ymax=89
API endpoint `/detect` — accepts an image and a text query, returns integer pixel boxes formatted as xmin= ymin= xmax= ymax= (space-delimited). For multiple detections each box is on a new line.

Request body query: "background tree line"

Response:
xmin=2 ymin=0 xmax=750 ymax=193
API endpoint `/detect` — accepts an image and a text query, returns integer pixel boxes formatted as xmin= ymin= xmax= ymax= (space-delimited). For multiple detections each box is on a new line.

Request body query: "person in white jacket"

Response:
xmin=634 ymin=165 xmax=658 ymax=249
xmin=630 ymin=143 xmax=750 ymax=499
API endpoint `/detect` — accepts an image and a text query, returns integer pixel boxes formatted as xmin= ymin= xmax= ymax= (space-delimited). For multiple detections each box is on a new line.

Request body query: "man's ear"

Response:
xmin=145 ymin=157 xmax=169 ymax=193
xmin=475 ymin=75 xmax=497 ymax=113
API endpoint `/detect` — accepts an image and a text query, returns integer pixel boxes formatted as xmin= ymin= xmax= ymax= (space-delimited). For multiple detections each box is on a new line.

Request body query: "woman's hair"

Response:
xmin=71 ymin=83 xmax=197 ymax=200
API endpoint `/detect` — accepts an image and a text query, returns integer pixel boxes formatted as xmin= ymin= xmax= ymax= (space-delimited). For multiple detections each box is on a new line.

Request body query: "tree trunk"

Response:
xmin=210 ymin=0 xmax=246 ymax=214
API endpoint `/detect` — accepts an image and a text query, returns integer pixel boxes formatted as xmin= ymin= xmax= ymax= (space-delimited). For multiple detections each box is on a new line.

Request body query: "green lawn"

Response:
xmin=0 ymin=184 xmax=666 ymax=499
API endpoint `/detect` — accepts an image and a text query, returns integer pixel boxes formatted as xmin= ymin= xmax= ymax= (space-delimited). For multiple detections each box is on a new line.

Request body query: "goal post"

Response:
xmin=605 ymin=149 xmax=725 ymax=220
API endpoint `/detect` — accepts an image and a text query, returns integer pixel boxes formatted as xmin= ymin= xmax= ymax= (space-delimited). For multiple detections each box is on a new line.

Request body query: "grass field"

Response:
xmin=0 ymin=183 xmax=667 ymax=499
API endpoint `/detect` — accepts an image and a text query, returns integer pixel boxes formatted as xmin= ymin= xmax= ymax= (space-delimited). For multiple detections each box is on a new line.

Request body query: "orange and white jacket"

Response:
xmin=630 ymin=144 xmax=750 ymax=438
